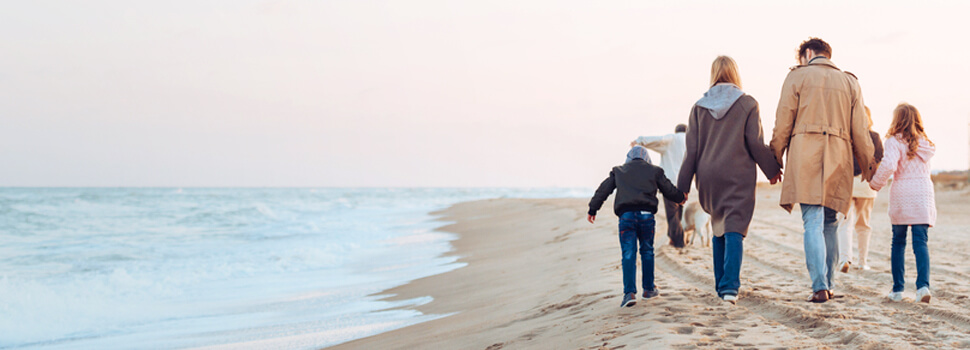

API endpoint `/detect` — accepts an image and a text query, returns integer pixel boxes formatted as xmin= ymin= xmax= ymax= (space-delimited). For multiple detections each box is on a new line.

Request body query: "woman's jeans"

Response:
xmin=618 ymin=211 xmax=656 ymax=294
xmin=891 ymin=224 xmax=930 ymax=292
xmin=801 ymin=204 xmax=840 ymax=292
xmin=712 ymin=232 xmax=744 ymax=297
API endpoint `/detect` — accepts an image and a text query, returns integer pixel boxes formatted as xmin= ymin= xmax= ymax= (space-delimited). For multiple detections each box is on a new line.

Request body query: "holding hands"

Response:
xmin=770 ymin=170 xmax=783 ymax=185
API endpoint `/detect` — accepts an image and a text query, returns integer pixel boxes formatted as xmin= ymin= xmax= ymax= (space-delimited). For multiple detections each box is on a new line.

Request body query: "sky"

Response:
xmin=1 ymin=0 xmax=968 ymax=187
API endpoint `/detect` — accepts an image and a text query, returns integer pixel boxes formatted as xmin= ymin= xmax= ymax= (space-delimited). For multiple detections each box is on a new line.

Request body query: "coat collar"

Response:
xmin=807 ymin=56 xmax=839 ymax=70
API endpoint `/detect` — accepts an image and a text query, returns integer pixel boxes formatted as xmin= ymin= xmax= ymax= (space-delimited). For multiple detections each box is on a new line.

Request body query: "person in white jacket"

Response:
xmin=632 ymin=124 xmax=688 ymax=247
xmin=837 ymin=107 xmax=884 ymax=272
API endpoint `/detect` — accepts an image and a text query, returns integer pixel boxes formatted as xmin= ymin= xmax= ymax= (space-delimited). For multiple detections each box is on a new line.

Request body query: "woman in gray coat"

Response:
xmin=677 ymin=56 xmax=782 ymax=303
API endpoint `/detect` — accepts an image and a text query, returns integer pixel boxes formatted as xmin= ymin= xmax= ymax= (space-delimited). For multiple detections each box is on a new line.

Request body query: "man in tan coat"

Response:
xmin=770 ymin=38 xmax=876 ymax=303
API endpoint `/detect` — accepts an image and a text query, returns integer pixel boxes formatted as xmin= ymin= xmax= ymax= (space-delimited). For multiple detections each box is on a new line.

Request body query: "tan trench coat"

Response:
xmin=769 ymin=57 xmax=876 ymax=214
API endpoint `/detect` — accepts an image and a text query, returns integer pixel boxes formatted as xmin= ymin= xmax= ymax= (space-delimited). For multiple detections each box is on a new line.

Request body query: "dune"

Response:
xmin=330 ymin=186 xmax=970 ymax=349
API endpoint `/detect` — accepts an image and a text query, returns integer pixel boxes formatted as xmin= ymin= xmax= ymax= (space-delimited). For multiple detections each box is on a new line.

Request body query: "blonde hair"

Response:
xmin=864 ymin=106 xmax=873 ymax=128
xmin=886 ymin=103 xmax=933 ymax=159
xmin=710 ymin=56 xmax=742 ymax=89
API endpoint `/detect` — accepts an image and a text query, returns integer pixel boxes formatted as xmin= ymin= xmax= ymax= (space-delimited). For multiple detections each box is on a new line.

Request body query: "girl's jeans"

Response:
xmin=891 ymin=224 xmax=930 ymax=292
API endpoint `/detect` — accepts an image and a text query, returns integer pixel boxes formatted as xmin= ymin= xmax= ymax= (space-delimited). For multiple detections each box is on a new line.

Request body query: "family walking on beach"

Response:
xmin=587 ymin=38 xmax=938 ymax=307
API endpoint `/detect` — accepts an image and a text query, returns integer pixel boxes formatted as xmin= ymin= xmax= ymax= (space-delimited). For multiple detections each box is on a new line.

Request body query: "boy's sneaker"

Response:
xmin=916 ymin=287 xmax=931 ymax=303
xmin=643 ymin=289 xmax=660 ymax=299
xmin=839 ymin=260 xmax=851 ymax=273
xmin=621 ymin=293 xmax=637 ymax=307
xmin=860 ymin=265 xmax=871 ymax=271
xmin=722 ymin=294 xmax=737 ymax=304
xmin=887 ymin=291 xmax=903 ymax=302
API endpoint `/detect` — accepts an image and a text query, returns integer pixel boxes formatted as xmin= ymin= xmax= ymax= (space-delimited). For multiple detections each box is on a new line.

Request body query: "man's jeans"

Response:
xmin=618 ymin=211 xmax=656 ymax=294
xmin=712 ymin=232 xmax=744 ymax=297
xmin=891 ymin=224 xmax=931 ymax=292
xmin=801 ymin=204 xmax=840 ymax=292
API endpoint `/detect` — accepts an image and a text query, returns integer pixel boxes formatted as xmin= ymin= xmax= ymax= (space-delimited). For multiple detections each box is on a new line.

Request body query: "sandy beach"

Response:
xmin=331 ymin=186 xmax=970 ymax=349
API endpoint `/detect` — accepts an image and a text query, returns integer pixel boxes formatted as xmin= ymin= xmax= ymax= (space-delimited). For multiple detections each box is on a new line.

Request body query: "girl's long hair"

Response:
xmin=886 ymin=103 xmax=933 ymax=159
xmin=710 ymin=56 xmax=742 ymax=89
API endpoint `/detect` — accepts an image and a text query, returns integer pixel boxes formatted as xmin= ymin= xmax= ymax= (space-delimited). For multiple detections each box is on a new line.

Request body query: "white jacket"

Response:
xmin=635 ymin=132 xmax=686 ymax=182
xmin=850 ymin=175 xmax=878 ymax=199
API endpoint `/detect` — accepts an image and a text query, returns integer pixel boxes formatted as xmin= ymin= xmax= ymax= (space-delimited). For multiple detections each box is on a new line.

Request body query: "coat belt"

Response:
xmin=791 ymin=124 xmax=850 ymax=141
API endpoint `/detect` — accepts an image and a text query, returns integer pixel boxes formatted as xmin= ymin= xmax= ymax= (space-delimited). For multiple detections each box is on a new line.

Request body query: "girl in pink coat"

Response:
xmin=869 ymin=103 xmax=936 ymax=303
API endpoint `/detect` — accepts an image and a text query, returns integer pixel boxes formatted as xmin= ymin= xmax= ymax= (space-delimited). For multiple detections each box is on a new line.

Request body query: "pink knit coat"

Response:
xmin=869 ymin=135 xmax=937 ymax=226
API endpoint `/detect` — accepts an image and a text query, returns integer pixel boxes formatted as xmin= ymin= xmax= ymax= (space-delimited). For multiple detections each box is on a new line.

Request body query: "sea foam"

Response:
xmin=0 ymin=187 xmax=586 ymax=349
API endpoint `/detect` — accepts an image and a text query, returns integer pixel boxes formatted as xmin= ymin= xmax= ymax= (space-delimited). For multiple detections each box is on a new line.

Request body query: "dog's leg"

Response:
xmin=704 ymin=221 xmax=712 ymax=247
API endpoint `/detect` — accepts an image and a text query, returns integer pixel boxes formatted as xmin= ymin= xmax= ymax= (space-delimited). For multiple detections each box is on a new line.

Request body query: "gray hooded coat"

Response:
xmin=677 ymin=84 xmax=781 ymax=237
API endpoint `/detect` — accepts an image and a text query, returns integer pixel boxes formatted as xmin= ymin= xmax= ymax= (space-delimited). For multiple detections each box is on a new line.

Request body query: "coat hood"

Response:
xmin=914 ymin=138 xmax=935 ymax=162
xmin=696 ymin=84 xmax=744 ymax=120
xmin=626 ymin=145 xmax=652 ymax=164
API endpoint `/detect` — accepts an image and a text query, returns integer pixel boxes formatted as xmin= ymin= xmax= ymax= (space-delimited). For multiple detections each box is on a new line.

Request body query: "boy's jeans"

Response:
xmin=800 ymin=204 xmax=840 ymax=292
xmin=891 ymin=224 xmax=931 ymax=292
xmin=618 ymin=211 xmax=656 ymax=294
xmin=712 ymin=232 xmax=744 ymax=297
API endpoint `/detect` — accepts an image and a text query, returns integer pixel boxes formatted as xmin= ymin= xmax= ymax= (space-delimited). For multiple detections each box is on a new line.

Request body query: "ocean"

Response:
xmin=0 ymin=188 xmax=587 ymax=349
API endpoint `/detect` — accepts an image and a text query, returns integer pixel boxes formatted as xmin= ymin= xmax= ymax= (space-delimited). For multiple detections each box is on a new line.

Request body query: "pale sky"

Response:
xmin=1 ymin=1 xmax=968 ymax=187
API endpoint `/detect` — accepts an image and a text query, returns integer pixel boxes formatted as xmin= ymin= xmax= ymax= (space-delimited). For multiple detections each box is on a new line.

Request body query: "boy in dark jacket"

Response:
xmin=588 ymin=146 xmax=687 ymax=307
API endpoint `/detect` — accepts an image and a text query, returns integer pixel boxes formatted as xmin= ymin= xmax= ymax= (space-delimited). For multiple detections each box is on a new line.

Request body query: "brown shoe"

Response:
xmin=810 ymin=290 xmax=829 ymax=303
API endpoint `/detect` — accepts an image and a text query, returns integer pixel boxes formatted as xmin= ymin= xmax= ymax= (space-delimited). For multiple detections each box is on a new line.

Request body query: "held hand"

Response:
xmin=587 ymin=215 xmax=596 ymax=224
xmin=630 ymin=141 xmax=637 ymax=147
xmin=863 ymin=165 xmax=877 ymax=182
xmin=769 ymin=171 xmax=783 ymax=185
xmin=679 ymin=192 xmax=689 ymax=206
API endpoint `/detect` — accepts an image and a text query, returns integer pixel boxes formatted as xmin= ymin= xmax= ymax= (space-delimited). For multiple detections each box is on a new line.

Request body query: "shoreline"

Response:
xmin=330 ymin=187 xmax=970 ymax=349
xmin=329 ymin=197 xmax=614 ymax=349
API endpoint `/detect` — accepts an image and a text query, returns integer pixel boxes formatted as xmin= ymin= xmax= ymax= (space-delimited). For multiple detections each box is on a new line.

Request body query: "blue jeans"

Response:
xmin=618 ymin=211 xmax=656 ymax=294
xmin=800 ymin=204 xmax=840 ymax=292
xmin=712 ymin=232 xmax=744 ymax=297
xmin=891 ymin=225 xmax=931 ymax=292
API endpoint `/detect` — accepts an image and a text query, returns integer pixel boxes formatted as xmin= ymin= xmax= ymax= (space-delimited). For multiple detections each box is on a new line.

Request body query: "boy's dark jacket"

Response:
xmin=588 ymin=159 xmax=686 ymax=216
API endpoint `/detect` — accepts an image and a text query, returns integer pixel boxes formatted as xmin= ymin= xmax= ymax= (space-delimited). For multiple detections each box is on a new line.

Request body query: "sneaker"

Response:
xmin=839 ymin=260 xmax=851 ymax=273
xmin=916 ymin=287 xmax=931 ymax=303
xmin=887 ymin=291 xmax=903 ymax=302
xmin=643 ymin=289 xmax=660 ymax=299
xmin=861 ymin=265 xmax=871 ymax=271
xmin=621 ymin=293 xmax=637 ymax=307
xmin=722 ymin=294 xmax=737 ymax=304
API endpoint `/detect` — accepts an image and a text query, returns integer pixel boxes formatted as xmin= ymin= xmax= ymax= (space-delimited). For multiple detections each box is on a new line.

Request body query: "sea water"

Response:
xmin=0 ymin=188 xmax=586 ymax=349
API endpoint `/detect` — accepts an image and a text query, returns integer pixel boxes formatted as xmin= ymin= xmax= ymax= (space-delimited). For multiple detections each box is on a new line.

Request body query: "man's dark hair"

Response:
xmin=675 ymin=124 xmax=687 ymax=133
xmin=798 ymin=37 xmax=832 ymax=61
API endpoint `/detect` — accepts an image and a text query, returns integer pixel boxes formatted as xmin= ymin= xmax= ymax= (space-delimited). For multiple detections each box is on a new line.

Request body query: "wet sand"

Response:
xmin=330 ymin=186 xmax=970 ymax=349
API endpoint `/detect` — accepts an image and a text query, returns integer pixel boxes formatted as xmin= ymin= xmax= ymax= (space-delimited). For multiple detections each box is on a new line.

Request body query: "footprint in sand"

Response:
xmin=673 ymin=326 xmax=694 ymax=334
